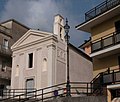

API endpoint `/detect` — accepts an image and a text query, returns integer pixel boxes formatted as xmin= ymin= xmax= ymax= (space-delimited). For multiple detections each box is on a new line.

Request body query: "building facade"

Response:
xmin=11 ymin=15 xmax=93 ymax=91
xmin=76 ymin=0 xmax=120 ymax=101
xmin=0 ymin=19 xmax=29 ymax=91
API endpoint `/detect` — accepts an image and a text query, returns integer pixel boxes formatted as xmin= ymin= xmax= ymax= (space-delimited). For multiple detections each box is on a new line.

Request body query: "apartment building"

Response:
xmin=76 ymin=0 xmax=120 ymax=101
xmin=0 ymin=19 xmax=29 ymax=91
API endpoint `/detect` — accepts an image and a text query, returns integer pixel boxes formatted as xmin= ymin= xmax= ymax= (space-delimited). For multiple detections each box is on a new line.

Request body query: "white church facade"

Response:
xmin=11 ymin=15 xmax=93 ymax=90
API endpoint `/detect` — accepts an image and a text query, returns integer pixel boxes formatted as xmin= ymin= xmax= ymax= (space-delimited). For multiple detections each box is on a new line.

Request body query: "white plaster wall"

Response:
xmin=11 ymin=38 xmax=57 ymax=90
xmin=56 ymin=40 xmax=66 ymax=84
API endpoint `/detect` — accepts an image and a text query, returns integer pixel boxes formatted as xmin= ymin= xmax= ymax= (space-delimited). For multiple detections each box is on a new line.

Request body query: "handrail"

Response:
xmin=91 ymin=32 xmax=115 ymax=43
xmin=85 ymin=0 xmax=120 ymax=21
xmin=2 ymin=67 xmax=120 ymax=101
xmin=0 ymin=82 xmax=105 ymax=102
xmin=91 ymin=67 xmax=120 ymax=83
xmin=90 ymin=73 xmax=101 ymax=83
xmin=91 ymin=31 xmax=120 ymax=52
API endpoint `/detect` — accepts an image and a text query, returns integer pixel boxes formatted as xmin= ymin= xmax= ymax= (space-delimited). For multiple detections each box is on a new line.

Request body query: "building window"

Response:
xmin=43 ymin=58 xmax=47 ymax=72
xmin=28 ymin=53 xmax=33 ymax=68
xmin=3 ymin=39 xmax=8 ymax=49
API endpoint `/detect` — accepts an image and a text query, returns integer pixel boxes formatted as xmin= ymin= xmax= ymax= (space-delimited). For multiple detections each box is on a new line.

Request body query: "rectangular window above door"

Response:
xmin=28 ymin=53 xmax=33 ymax=68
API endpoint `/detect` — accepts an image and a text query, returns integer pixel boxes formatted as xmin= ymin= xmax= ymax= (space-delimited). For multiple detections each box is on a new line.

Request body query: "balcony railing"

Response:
xmin=85 ymin=0 xmax=120 ymax=21
xmin=91 ymin=67 xmax=120 ymax=96
xmin=94 ymin=68 xmax=120 ymax=85
xmin=0 ymin=44 xmax=12 ymax=56
xmin=0 ymin=25 xmax=11 ymax=35
xmin=91 ymin=31 xmax=120 ymax=53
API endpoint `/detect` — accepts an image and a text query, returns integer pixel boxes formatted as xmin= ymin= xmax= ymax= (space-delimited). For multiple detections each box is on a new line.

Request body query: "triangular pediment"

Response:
xmin=12 ymin=29 xmax=53 ymax=49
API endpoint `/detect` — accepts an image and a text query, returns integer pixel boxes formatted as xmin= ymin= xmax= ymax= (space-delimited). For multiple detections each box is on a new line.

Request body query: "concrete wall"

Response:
xmin=69 ymin=47 xmax=93 ymax=82
xmin=46 ymin=96 xmax=107 ymax=102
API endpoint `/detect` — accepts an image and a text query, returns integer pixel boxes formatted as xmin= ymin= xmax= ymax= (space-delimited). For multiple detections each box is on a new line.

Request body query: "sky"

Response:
xmin=0 ymin=0 xmax=103 ymax=47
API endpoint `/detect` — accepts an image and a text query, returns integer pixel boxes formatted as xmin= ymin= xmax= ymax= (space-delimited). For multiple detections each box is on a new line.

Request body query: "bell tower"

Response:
xmin=53 ymin=14 xmax=65 ymax=42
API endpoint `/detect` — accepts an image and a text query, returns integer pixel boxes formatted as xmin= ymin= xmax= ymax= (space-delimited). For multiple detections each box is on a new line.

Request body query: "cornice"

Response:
xmin=12 ymin=35 xmax=58 ymax=52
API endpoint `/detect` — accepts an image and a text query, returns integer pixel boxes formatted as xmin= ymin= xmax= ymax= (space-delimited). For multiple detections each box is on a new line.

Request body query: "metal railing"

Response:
xmin=0 ymin=88 xmax=36 ymax=100
xmin=1 ymin=68 xmax=119 ymax=101
xmin=0 ymin=44 xmax=12 ymax=56
xmin=85 ymin=0 xmax=120 ymax=21
xmin=0 ymin=82 xmax=105 ymax=102
xmin=1 ymin=68 xmax=119 ymax=102
xmin=91 ymin=67 xmax=120 ymax=94
xmin=91 ymin=31 xmax=120 ymax=53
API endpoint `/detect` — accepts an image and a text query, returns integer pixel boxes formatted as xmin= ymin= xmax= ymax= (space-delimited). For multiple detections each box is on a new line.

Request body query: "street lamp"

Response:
xmin=64 ymin=18 xmax=71 ymax=96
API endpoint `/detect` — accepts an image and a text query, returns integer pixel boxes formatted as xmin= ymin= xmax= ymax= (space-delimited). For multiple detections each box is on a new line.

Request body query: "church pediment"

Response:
xmin=12 ymin=29 xmax=52 ymax=49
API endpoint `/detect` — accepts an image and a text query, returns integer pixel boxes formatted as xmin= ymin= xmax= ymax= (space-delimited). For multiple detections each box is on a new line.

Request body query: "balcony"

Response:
xmin=85 ymin=0 xmax=120 ymax=21
xmin=90 ymin=31 xmax=120 ymax=57
xmin=92 ymin=68 xmax=120 ymax=94
xmin=0 ymin=66 xmax=11 ymax=80
xmin=76 ymin=0 xmax=120 ymax=32
xmin=0 ymin=44 xmax=12 ymax=56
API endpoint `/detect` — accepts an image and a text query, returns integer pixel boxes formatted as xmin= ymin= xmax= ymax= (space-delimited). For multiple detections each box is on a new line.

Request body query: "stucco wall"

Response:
xmin=69 ymin=47 xmax=93 ymax=82
xmin=91 ymin=15 xmax=120 ymax=41
xmin=56 ymin=40 xmax=66 ymax=84
xmin=93 ymin=53 xmax=120 ymax=77
xmin=11 ymin=37 xmax=57 ymax=89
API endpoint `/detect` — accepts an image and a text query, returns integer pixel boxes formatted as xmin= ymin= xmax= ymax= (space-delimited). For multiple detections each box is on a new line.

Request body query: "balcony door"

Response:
xmin=118 ymin=56 xmax=120 ymax=68
xmin=115 ymin=20 xmax=120 ymax=33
